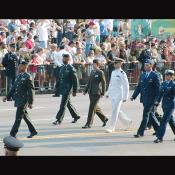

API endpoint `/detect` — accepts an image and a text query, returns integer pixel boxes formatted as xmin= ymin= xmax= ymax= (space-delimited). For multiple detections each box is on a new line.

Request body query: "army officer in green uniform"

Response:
xmin=52 ymin=54 xmax=80 ymax=125
xmin=82 ymin=59 xmax=108 ymax=129
xmin=3 ymin=61 xmax=38 ymax=138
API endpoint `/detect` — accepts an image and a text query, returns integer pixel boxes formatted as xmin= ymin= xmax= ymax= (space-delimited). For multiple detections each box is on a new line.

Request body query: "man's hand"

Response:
xmin=28 ymin=104 xmax=33 ymax=109
xmin=3 ymin=97 xmax=7 ymax=102
xmin=154 ymin=101 xmax=159 ymax=106
xmin=130 ymin=97 xmax=134 ymax=101
xmin=72 ymin=92 xmax=76 ymax=96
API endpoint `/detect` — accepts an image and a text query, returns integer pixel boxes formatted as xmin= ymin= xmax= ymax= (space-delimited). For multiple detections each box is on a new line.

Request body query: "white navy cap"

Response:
xmin=164 ymin=69 xmax=174 ymax=76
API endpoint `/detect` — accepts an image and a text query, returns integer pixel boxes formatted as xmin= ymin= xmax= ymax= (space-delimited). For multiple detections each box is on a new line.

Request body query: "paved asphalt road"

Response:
xmin=0 ymin=91 xmax=175 ymax=156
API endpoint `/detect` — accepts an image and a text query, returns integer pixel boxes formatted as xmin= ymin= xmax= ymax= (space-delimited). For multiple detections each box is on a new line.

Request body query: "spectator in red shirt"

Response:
xmin=25 ymin=33 xmax=33 ymax=50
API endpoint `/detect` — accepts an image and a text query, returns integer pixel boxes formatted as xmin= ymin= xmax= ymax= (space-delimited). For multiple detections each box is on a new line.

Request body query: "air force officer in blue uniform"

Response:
xmin=131 ymin=59 xmax=160 ymax=137
xmin=154 ymin=70 xmax=175 ymax=143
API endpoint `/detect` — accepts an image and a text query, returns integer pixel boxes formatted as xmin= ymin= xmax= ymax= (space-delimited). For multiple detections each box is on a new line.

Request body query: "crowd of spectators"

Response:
xmin=0 ymin=19 xmax=175 ymax=94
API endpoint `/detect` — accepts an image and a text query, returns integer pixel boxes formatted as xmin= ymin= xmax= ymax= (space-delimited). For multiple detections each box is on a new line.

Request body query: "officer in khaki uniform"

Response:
xmin=52 ymin=54 xmax=80 ymax=125
xmin=3 ymin=61 xmax=37 ymax=138
xmin=82 ymin=59 xmax=108 ymax=129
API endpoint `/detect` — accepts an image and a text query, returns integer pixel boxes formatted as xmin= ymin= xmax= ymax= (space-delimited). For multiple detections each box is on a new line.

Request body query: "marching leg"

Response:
xmin=105 ymin=99 xmax=122 ymax=133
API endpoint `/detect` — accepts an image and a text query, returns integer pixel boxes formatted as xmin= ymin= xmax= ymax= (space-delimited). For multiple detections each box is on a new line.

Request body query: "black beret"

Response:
xmin=3 ymin=136 xmax=24 ymax=151
xmin=10 ymin=43 xmax=16 ymax=48
xmin=19 ymin=60 xmax=28 ymax=65
xmin=62 ymin=54 xmax=70 ymax=58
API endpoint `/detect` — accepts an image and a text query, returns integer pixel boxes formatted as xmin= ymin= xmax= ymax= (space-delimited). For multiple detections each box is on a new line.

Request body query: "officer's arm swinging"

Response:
xmin=131 ymin=74 xmax=142 ymax=100
xmin=27 ymin=76 xmax=35 ymax=107
xmin=101 ymin=71 xmax=106 ymax=96
xmin=71 ymin=68 xmax=78 ymax=95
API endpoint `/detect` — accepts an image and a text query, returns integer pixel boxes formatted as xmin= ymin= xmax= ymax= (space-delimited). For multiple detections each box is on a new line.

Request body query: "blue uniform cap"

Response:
xmin=3 ymin=136 xmax=24 ymax=151
xmin=145 ymin=59 xmax=154 ymax=65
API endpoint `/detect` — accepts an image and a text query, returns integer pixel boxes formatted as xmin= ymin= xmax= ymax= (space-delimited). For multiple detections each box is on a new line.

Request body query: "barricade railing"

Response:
xmin=0 ymin=61 xmax=175 ymax=95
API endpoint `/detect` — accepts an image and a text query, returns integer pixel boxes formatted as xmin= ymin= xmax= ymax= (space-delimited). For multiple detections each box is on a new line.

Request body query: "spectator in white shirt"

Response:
xmin=37 ymin=20 xmax=50 ymax=49
xmin=93 ymin=19 xmax=101 ymax=46
xmin=46 ymin=43 xmax=58 ymax=90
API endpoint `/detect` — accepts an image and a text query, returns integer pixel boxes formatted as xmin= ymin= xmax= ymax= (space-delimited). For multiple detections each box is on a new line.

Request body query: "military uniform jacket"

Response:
xmin=106 ymin=68 xmax=129 ymax=100
xmin=84 ymin=69 xmax=106 ymax=96
xmin=138 ymin=49 xmax=151 ymax=71
xmin=2 ymin=52 xmax=18 ymax=78
xmin=56 ymin=64 xmax=78 ymax=95
xmin=156 ymin=80 xmax=175 ymax=109
xmin=132 ymin=71 xmax=160 ymax=106
xmin=7 ymin=72 xmax=34 ymax=107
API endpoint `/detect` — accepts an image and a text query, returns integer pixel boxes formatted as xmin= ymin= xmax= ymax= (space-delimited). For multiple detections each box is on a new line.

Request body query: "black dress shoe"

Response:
xmin=82 ymin=125 xmax=91 ymax=129
xmin=27 ymin=132 xmax=38 ymax=138
xmin=102 ymin=118 xmax=109 ymax=127
xmin=134 ymin=134 xmax=143 ymax=138
xmin=72 ymin=116 xmax=80 ymax=123
xmin=52 ymin=120 xmax=61 ymax=125
xmin=154 ymin=138 xmax=163 ymax=143
xmin=152 ymin=132 xmax=156 ymax=135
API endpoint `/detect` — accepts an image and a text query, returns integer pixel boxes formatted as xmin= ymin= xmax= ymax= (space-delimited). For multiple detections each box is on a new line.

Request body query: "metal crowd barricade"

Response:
xmin=1 ymin=61 xmax=175 ymax=95
xmin=27 ymin=64 xmax=57 ymax=92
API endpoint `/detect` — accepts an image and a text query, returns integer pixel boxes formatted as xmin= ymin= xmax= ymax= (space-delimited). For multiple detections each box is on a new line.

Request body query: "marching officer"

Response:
xmin=3 ymin=136 xmax=24 ymax=156
xmin=138 ymin=41 xmax=152 ymax=72
xmin=52 ymin=54 xmax=80 ymax=125
xmin=2 ymin=43 xmax=18 ymax=96
xmin=131 ymin=59 xmax=160 ymax=137
xmin=82 ymin=59 xmax=108 ymax=129
xmin=2 ymin=60 xmax=38 ymax=138
xmin=154 ymin=70 xmax=175 ymax=143
xmin=105 ymin=58 xmax=132 ymax=133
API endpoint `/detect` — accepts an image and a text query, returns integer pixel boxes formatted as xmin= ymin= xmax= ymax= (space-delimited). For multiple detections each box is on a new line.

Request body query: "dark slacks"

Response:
xmin=10 ymin=105 xmax=37 ymax=137
xmin=86 ymin=94 xmax=107 ymax=126
xmin=56 ymin=94 xmax=80 ymax=122
xmin=137 ymin=104 xmax=159 ymax=136
xmin=156 ymin=108 xmax=175 ymax=139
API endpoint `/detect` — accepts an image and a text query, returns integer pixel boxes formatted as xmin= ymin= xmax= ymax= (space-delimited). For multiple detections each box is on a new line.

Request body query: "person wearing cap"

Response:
xmin=105 ymin=58 xmax=132 ymax=133
xmin=2 ymin=43 xmax=18 ymax=97
xmin=131 ymin=59 xmax=160 ymax=138
xmin=154 ymin=70 xmax=175 ymax=143
xmin=3 ymin=136 xmax=24 ymax=156
xmin=138 ymin=41 xmax=152 ymax=72
xmin=52 ymin=54 xmax=81 ymax=125
xmin=82 ymin=59 xmax=108 ymax=129
xmin=2 ymin=60 xmax=38 ymax=138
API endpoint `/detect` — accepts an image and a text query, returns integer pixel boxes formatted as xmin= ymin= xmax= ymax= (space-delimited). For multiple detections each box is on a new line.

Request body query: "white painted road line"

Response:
xmin=0 ymin=107 xmax=45 ymax=111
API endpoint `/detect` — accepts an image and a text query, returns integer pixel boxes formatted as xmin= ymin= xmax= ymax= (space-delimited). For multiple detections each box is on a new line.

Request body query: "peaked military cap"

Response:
xmin=3 ymin=136 xmax=24 ymax=151
xmin=164 ymin=69 xmax=174 ymax=76
xmin=114 ymin=57 xmax=125 ymax=63
xmin=144 ymin=59 xmax=154 ymax=65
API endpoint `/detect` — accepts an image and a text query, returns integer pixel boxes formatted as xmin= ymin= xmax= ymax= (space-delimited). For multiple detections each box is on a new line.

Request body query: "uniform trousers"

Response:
xmin=107 ymin=98 xmax=131 ymax=131
xmin=86 ymin=94 xmax=107 ymax=126
xmin=137 ymin=104 xmax=159 ymax=136
xmin=10 ymin=105 xmax=37 ymax=137
xmin=56 ymin=94 xmax=80 ymax=122
xmin=156 ymin=108 xmax=175 ymax=139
